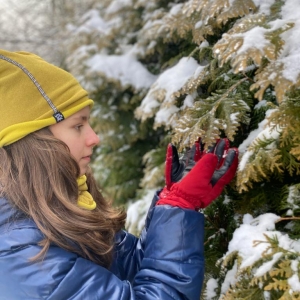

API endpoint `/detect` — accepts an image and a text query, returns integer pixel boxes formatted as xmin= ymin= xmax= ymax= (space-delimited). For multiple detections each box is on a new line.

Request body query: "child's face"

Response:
xmin=49 ymin=106 xmax=100 ymax=176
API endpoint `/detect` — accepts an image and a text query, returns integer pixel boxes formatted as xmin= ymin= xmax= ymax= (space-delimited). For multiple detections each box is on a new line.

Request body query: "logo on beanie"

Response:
xmin=53 ymin=111 xmax=65 ymax=122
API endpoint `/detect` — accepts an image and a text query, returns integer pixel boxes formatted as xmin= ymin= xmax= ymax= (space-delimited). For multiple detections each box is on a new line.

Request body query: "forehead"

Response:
xmin=63 ymin=106 xmax=91 ymax=124
xmin=69 ymin=106 xmax=91 ymax=119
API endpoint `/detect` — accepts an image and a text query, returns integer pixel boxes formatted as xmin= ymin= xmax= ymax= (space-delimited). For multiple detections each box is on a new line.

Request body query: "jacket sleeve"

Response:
xmin=51 ymin=205 xmax=205 ymax=299
xmin=46 ymin=205 xmax=205 ymax=299
xmin=110 ymin=191 xmax=161 ymax=282
xmin=133 ymin=205 xmax=205 ymax=299
xmin=0 ymin=202 xmax=205 ymax=299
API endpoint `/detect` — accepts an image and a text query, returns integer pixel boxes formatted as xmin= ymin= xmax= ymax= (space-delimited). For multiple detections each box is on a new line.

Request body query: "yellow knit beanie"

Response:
xmin=0 ymin=49 xmax=94 ymax=147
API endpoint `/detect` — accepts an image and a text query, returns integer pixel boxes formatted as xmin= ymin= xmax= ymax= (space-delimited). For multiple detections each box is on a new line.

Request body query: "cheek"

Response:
xmin=67 ymin=141 xmax=82 ymax=161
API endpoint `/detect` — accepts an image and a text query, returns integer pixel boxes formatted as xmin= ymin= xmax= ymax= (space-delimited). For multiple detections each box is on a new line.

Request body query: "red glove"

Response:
xmin=165 ymin=140 xmax=203 ymax=190
xmin=157 ymin=139 xmax=238 ymax=210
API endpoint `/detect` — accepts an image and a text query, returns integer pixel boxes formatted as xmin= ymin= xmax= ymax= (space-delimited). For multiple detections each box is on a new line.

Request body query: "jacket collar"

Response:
xmin=0 ymin=197 xmax=19 ymax=226
xmin=0 ymin=197 xmax=33 ymax=229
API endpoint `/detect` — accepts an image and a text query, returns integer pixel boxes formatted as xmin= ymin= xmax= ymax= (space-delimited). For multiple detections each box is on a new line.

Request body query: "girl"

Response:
xmin=0 ymin=49 xmax=238 ymax=299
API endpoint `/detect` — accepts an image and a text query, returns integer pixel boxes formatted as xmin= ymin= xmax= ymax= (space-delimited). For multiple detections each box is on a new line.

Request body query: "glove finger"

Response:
xmin=165 ymin=144 xmax=176 ymax=188
xmin=180 ymin=153 xmax=219 ymax=188
xmin=170 ymin=144 xmax=185 ymax=184
xmin=182 ymin=145 xmax=197 ymax=170
xmin=213 ymin=138 xmax=230 ymax=168
xmin=174 ymin=140 xmax=203 ymax=183
xmin=206 ymin=140 xmax=218 ymax=154
xmin=210 ymin=148 xmax=238 ymax=186
xmin=194 ymin=139 xmax=203 ymax=162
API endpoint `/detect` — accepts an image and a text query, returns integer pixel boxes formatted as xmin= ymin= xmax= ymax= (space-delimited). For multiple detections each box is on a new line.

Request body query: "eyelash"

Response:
xmin=75 ymin=125 xmax=83 ymax=131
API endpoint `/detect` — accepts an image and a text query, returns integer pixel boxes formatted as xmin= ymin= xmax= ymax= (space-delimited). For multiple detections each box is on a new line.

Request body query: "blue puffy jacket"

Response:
xmin=0 ymin=192 xmax=205 ymax=299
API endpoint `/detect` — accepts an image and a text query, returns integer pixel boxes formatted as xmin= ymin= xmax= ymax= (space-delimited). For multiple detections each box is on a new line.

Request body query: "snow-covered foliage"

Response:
xmin=125 ymin=189 xmax=156 ymax=235
xmin=65 ymin=0 xmax=300 ymax=298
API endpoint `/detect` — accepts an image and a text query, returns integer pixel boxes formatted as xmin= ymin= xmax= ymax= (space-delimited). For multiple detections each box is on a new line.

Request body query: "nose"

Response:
xmin=86 ymin=125 xmax=100 ymax=147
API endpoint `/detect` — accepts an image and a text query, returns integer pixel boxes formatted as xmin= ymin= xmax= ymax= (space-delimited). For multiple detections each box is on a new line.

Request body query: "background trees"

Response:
xmin=3 ymin=0 xmax=300 ymax=298
xmin=0 ymin=0 xmax=96 ymax=65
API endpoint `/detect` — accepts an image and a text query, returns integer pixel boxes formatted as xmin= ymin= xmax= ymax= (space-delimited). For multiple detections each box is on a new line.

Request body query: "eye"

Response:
xmin=75 ymin=124 xmax=83 ymax=131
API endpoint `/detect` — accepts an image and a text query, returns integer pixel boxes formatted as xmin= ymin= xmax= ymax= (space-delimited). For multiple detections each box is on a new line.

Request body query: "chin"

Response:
xmin=79 ymin=168 xmax=85 ymax=176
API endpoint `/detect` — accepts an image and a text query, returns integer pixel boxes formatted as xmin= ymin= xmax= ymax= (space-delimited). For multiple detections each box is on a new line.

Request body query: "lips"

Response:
xmin=82 ymin=156 xmax=91 ymax=161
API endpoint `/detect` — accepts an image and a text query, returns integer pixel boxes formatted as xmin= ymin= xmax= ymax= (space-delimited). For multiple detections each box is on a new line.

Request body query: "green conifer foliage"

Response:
xmin=66 ymin=1 xmax=164 ymax=204
xmin=135 ymin=0 xmax=300 ymax=298
xmin=66 ymin=0 xmax=300 ymax=298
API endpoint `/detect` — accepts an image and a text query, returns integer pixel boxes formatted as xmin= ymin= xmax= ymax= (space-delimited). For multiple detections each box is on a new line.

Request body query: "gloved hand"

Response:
xmin=157 ymin=139 xmax=238 ymax=210
xmin=164 ymin=138 xmax=231 ymax=189
xmin=165 ymin=140 xmax=202 ymax=190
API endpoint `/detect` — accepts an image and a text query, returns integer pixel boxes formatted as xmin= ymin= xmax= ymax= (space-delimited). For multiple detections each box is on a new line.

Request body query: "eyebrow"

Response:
xmin=72 ymin=115 xmax=89 ymax=121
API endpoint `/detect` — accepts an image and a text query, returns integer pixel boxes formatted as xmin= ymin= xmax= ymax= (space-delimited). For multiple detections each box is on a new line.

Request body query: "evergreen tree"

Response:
xmin=66 ymin=0 xmax=300 ymax=298
xmin=66 ymin=1 xmax=166 ymax=205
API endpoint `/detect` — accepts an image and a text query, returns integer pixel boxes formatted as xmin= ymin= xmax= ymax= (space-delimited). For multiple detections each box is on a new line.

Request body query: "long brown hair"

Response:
xmin=0 ymin=128 xmax=126 ymax=268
